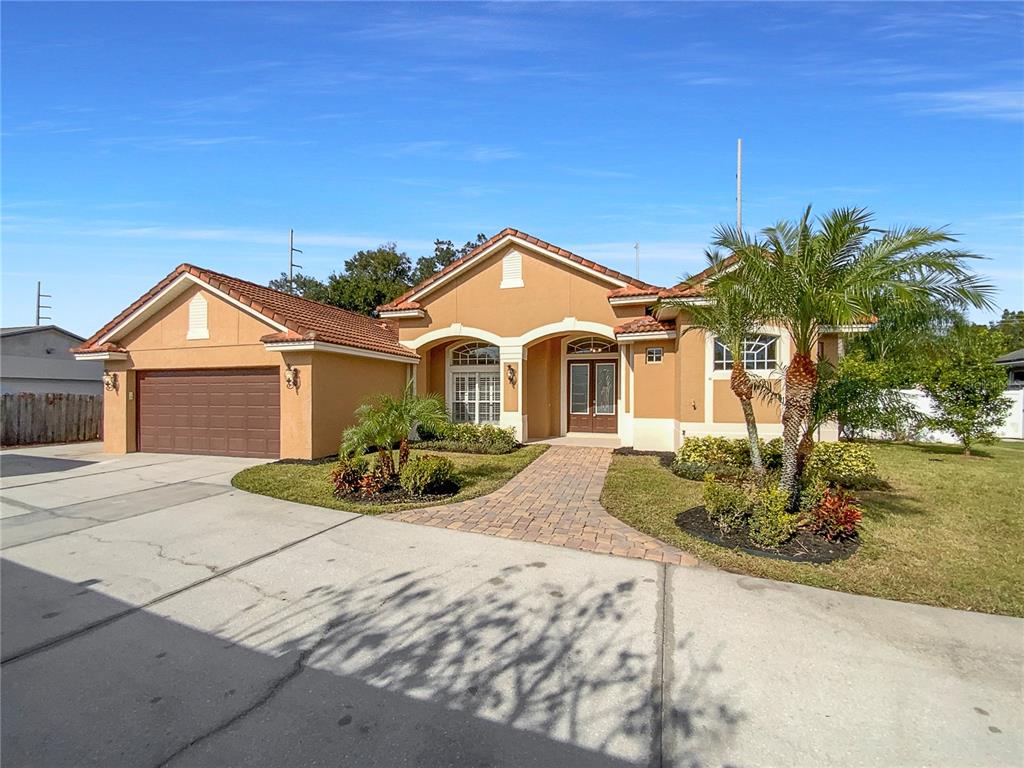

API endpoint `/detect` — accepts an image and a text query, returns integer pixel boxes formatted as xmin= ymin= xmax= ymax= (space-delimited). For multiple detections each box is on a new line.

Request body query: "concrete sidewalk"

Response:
xmin=1 ymin=446 xmax=1021 ymax=767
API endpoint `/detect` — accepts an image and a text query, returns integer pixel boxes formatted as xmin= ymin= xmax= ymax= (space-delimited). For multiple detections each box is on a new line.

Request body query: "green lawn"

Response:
xmin=601 ymin=441 xmax=1024 ymax=616
xmin=232 ymin=445 xmax=547 ymax=515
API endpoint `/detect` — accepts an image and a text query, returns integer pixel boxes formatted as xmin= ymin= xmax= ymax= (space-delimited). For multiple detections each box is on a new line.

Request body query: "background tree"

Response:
xmin=302 ymin=243 xmax=413 ymax=315
xmin=719 ymin=206 xmax=994 ymax=498
xmin=411 ymin=234 xmax=488 ymax=284
xmin=989 ymin=309 xmax=1024 ymax=353
xmin=268 ymin=272 xmax=330 ymax=301
xmin=919 ymin=325 xmax=1010 ymax=455
xmin=663 ymin=252 xmax=768 ymax=476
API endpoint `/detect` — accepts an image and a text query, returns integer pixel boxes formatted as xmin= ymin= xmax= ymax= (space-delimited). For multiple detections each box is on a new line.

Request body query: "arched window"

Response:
xmin=450 ymin=341 xmax=499 ymax=366
xmin=714 ymin=334 xmax=778 ymax=371
xmin=567 ymin=337 xmax=617 ymax=355
xmin=448 ymin=342 xmax=500 ymax=424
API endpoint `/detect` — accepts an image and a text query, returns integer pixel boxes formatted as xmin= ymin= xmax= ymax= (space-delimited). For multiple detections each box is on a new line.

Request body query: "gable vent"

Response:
xmin=186 ymin=294 xmax=210 ymax=340
xmin=500 ymin=249 xmax=524 ymax=289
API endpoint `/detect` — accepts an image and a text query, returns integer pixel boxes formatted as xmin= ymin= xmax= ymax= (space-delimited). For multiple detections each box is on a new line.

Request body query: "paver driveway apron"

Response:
xmin=386 ymin=445 xmax=699 ymax=566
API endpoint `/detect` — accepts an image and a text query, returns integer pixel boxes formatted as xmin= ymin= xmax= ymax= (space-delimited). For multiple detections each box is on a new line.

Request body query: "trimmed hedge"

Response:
xmin=416 ymin=423 xmax=520 ymax=455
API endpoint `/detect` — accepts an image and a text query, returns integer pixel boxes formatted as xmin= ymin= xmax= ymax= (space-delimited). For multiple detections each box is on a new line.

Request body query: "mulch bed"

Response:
xmin=333 ymin=487 xmax=457 ymax=506
xmin=612 ymin=447 xmax=675 ymax=468
xmin=675 ymin=506 xmax=859 ymax=563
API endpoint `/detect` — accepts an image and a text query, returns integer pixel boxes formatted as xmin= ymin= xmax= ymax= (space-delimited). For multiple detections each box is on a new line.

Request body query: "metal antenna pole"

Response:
xmin=634 ymin=242 xmax=640 ymax=279
xmin=35 ymin=281 xmax=52 ymax=325
xmin=288 ymin=229 xmax=303 ymax=285
xmin=736 ymin=138 xmax=743 ymax=232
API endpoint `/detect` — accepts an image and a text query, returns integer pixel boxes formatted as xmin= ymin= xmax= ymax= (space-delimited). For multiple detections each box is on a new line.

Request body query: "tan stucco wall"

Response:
xmin=311 ymin=352 xmax=408 ymax=459
xmin=524 ymin=337 xmax=561 ymax=439
xmin=94 ymin=284 xmax=408 ymax=460
xmin=397 ymin=244 xmax=643 ymax=343
xmin=712 ymin=379 xmax=783 ymax=424
xmin=677 ymin=329 xmax=705 ymax=423
xmin=632 ymin=341 xmax=677 ymax=419
xmin=502 ymin=362 xmax=519 ymax=412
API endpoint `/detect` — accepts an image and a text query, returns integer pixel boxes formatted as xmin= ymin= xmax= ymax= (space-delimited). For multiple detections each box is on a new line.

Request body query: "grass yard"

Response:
xmin=601 ymin=441 xmax=1024 ymax=616
xmin=232 ymin=445 xmax=547 ymax=515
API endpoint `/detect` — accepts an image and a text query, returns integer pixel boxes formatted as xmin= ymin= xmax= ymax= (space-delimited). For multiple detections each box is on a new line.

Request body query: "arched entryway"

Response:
xmin=565 ymin=336 xmax=619 ymax=434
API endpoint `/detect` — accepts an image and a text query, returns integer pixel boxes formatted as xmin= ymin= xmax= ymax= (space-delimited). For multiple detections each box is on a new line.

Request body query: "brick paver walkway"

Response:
xmin=384 ymin=446 xmax=699 ymax=566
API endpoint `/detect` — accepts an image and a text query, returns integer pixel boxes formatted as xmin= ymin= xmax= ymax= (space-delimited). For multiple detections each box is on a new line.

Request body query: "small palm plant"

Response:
xmin=340 ymin=381 xmax=450 ymax=478
xmin=717 ymin=206 xmax=994 ymax=498
xmin=661 ymin=252 xmax=768 ymax=477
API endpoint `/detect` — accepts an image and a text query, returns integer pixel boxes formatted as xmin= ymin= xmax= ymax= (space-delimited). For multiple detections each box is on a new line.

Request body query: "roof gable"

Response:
xmin=74 ymin=264 xmax=417 ymax=360
xmin=380 ymin=228 xmax=661 ymax=311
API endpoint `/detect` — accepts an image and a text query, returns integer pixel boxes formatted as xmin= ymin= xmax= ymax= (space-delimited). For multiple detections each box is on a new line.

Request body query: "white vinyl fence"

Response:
xmin=877 ymin=388 xmax=1024 ymax=443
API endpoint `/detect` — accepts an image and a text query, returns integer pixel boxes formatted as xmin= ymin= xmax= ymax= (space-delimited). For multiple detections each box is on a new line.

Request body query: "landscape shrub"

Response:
xmin=417 ymin=422 xmax=519 ymax=454
xmin=677 ymin=436 xmax=750 ymax=468
xmin=399 ymin=454 xmax=458 ymax=496
xmin=330 ymin=455 xmax=369 ymax=496
xmin=748 ymin=485 xmax=799 ymax=548
xmin=357 ymin=462 xmax=392 ymax=498
xmin=761 ymin=438 xmax=783 ymax=469
xmin=804 ymin=442 xmax=880 ymax=488
xmin=805 ymin=488 xmax=863 ymax=541
xmin=702 ymin=474 xmax=750 ymax=534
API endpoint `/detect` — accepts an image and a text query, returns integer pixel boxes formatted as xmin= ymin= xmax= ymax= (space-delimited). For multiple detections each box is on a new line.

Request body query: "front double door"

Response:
xmin=567 ymin=360 xmax=617 ymax=434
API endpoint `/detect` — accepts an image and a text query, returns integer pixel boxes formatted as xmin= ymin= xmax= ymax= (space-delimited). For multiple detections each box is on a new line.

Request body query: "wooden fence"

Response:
xmin=1 ymin=393 xmax=103 ymax=446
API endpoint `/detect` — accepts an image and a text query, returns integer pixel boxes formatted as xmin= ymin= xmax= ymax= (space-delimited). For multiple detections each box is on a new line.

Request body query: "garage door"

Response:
xmin=137 ymin=369 xmax=280 ymax=458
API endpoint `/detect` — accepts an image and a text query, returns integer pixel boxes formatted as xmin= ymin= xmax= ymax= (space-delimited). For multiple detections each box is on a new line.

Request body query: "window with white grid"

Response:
xmin=713 ymin=335 xmax=779 ymax=371
xmin=449 ymin=342 xmax=501 ymax=424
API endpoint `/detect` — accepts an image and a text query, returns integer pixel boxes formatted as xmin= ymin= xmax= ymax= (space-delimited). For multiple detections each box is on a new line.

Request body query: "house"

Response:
xmin=379 ymin=228 xmax=843 ymax=451
xmin=1 ymin=325 xmax=103 ymax=395
xmin=74 ymin=228 xmax=846 ymax=460
xmin=72 ymin=265 xmax=416 ymax=459
xmin=995 ymin=348 xmax=1024 ymax=389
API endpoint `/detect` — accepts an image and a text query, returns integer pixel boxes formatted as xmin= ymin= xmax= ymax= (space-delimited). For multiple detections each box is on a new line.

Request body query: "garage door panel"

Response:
xmin=137 ymin=368 xmax=280 ymax=458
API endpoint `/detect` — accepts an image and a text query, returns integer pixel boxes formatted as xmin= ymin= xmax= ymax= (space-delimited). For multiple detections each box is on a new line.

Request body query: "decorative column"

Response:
xmin=499 ymin=345 xmax=527 ymax=441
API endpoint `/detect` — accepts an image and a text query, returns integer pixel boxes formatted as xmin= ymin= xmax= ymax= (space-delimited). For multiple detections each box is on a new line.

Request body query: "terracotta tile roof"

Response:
xmin=74 ymin=264 xmax=418 ymax=360
xmin=379 ymin=228 xmax=662 ymax=311
xmin=608 ymin=285 xmax=663 ymax=299
xmin=614 ymin=317 xmax=676 ymax=336
xmin=664 ymin=254 xmax=739 ymax=297
xmin=70 ymin=341 xmax=127 ymax=354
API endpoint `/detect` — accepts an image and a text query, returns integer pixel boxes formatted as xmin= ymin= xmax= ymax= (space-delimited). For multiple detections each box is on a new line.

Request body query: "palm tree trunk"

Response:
xmin=780 ymin=353 xmax=817 ymax=496
xmin=398 ymin=438 xmax=410 ymax=472
xmin=796 ymin=423 xmax=815 ymax=475
xmin=730 ymin=360 xmax=764 ymax=476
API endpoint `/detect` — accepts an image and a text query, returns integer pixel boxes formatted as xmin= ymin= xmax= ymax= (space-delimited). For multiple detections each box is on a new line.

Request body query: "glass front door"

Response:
xmin=566 ymin=360 xmax=617 ymax=434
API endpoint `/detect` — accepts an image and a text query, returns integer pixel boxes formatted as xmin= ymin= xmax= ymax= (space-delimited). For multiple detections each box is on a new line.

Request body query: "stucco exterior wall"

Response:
xmin=91 ymin=285 xmax=408 ymax=460
xmin=524 ymin=337 xmax=561 ymax=439
xmin=397 ymin=244 xmax=642 ymax=343
xmin=310 ymin=351 xmax=409 ymax=458
xmin=632 ymin=341 xmax=677 ymax=419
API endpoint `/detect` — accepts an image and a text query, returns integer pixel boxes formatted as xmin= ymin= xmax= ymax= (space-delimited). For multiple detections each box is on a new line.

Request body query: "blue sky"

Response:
xmin=3 ymin=1 xmax=1022 ymax=336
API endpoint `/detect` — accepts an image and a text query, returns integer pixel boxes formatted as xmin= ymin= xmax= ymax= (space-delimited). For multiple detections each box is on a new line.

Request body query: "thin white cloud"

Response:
xmin=894 ymin=86 xmax=1024 ymax=121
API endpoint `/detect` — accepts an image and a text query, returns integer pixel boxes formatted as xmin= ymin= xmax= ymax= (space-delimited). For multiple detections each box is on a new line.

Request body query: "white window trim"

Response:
xmin=446 ymin=342 xmax=501 ymax=425
xmin=712 ymin=334 xmax=780 ymax=375
xmin=646 ymin=346 xmax=664 ymax=364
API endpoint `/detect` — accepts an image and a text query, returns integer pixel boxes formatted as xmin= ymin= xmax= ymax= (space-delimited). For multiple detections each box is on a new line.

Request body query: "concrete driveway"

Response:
xmin=1 ymin=444 xmax=1021 ymax=767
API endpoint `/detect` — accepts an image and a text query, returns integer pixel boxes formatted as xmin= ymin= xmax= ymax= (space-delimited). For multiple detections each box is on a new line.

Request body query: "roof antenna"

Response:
xmin=288 ymin=229 xmax=303 ymax=287
xmin=35 ymin=281 xmax=52 ymax=326
xmin=736 ymin=138 xmax=743 ymax=232
xmin=634 ymin=242 xmax=640 ymax=280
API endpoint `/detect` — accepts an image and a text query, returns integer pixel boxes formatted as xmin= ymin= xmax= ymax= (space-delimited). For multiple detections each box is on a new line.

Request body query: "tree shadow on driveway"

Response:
xmin=2 ymin=559 xmax=744 ymax=767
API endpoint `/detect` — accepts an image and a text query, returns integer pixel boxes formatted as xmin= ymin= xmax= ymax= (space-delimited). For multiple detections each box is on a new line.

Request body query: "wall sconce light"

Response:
xmin=506 ymin=364 xmax=517 ymax=386
xmin=102 ymin=371 xmax=118 ymax=392
xmin=284 ymin=364 xmax=299 ymax=390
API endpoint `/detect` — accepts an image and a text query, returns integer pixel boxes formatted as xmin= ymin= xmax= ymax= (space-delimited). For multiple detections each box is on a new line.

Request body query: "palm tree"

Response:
xmin=661 ymin=252 xmax=768 ymax=477
xmin=715 ymin=206 xmax=994 ymax=498
xmin=341 ymin=381 xmax=449 ymax=477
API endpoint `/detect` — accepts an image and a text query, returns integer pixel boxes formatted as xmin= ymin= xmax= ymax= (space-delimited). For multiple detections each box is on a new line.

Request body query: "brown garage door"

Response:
xmin=137 ymin=369 xmax=280 ymax=458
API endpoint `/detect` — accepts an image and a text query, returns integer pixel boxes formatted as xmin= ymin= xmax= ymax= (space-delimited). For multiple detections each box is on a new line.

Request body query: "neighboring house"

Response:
xmin=1 ymin=325 xmax=102 ymax=395
xmin=379 ymin=228 xmax=846 ymax=452
xmin=72 ymin=265 xmax=416 ymax=459
xmin=73 ymin=228 xmax=851 ymax=460
xmin=995 ymin=348 xmax=1024 ymax=389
